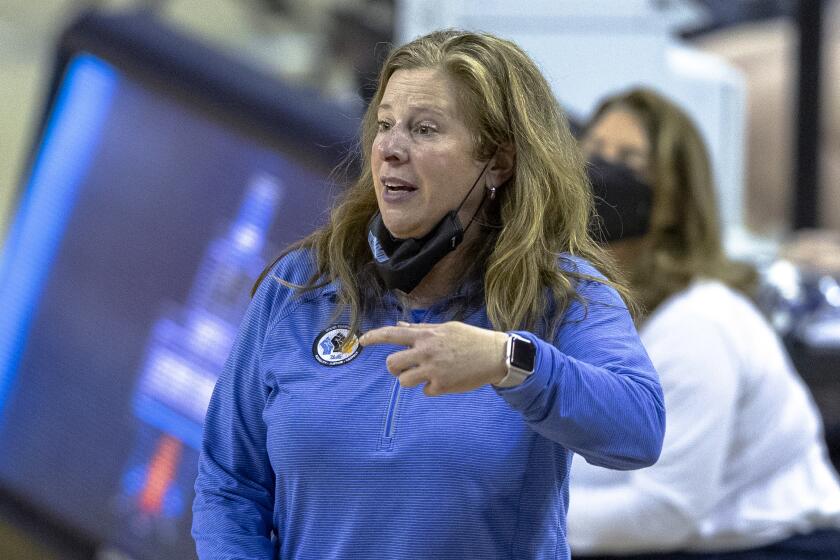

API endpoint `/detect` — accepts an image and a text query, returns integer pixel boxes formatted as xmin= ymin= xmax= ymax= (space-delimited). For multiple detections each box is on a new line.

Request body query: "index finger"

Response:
xmin=396 ymin=321 xmax=439 ymax=329
xmin=359 ymin=325 xmax=422 ymax=347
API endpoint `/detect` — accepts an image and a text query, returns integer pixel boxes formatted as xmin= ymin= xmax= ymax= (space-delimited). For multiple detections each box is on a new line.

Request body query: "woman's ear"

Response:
xmin=487 ymin=142 xmax=516 ymax=187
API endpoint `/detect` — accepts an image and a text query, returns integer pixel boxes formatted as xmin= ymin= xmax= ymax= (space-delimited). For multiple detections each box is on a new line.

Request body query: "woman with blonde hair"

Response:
xmin=192 ymin=31 xmax=665 ymax=560
xmin=570 ymin=87 xmax=840 ymax=558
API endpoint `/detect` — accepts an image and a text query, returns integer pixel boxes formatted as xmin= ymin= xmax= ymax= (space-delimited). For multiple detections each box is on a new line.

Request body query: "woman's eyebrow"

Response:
xmin=619 ymin=147 xmax=648 ymax=159
xmin=377 ymin=101 xmax=448 ymax=117
xmin=407 ymin=104 xmax=448 ymax=117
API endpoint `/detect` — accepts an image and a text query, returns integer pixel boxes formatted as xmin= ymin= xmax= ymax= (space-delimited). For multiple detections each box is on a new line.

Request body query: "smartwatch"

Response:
xmin=494 ymin=333 xmax=536 ymax=388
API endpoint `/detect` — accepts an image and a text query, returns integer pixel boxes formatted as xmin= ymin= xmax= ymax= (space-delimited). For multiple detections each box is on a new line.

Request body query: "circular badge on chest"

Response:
xmin=312 ymin=324 xmax=362 ymax=366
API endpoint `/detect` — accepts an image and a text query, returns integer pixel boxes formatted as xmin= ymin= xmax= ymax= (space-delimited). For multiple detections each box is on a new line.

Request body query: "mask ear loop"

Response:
xmin=459 ymin=159 xmax=496 ymax=239
xmin=462 ymin=149 xmax=511 ymax=234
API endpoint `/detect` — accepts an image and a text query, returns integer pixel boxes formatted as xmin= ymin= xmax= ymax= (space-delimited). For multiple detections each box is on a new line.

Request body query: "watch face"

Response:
xmin=510 ymin=337 xmax=536 ymax=372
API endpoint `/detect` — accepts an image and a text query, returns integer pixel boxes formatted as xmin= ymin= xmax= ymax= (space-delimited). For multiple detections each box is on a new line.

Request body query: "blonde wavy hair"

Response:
xmin=258 ymin=29 xmax=631 ymax=335
xmin=587 ymin=88 xmax=756 ymax=313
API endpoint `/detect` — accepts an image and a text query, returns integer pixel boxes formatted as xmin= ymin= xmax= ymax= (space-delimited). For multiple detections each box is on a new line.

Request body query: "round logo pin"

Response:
xmin=312 ymin=324 xmax=362 ymax=366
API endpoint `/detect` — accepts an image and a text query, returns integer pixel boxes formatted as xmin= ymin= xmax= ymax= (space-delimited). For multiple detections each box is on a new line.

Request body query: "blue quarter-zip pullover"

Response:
xmin=192 ymin=249 xmax=664 ymax=559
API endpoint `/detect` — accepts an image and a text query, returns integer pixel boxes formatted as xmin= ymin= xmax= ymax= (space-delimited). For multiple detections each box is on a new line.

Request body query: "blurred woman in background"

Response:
xmin=569 ymin=88 xmax=840 ymax=559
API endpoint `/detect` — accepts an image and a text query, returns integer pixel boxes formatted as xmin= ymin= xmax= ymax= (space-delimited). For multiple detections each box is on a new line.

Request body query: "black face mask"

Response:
xmin=367 ymin=161 xmax=491 ymax=293
xmin=587 ymin=155 xmax=653 ymax=243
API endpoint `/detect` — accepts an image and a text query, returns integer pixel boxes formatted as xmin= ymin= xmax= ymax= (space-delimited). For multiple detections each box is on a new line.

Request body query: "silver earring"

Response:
xmin=488 ymin=186 xmax=497 ymax=200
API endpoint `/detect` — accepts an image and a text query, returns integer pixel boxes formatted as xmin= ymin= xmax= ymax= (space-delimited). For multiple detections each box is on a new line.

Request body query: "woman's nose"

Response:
xmin=377 ymin=128 xmax=409 ymax=162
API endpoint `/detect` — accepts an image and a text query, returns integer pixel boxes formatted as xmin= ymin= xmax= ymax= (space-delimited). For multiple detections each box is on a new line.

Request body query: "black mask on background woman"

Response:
xmin=587 ymin=155 xmax=653 ymax=243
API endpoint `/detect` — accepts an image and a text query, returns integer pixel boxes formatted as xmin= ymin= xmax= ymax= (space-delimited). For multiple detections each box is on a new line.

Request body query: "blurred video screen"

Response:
xmin=0 ymin=52 xmax=350 ymax=559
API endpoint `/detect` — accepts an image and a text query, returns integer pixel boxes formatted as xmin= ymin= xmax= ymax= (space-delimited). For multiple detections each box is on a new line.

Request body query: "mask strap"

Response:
xmin=455 ymin=158 xmax=492 ymax=214
xmin=456 ymin=155 xmax=496 ymax=237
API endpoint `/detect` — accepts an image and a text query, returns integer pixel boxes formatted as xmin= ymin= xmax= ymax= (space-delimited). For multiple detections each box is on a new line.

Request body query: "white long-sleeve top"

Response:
xmin=568 ymin=280 xmax=840 ymax=554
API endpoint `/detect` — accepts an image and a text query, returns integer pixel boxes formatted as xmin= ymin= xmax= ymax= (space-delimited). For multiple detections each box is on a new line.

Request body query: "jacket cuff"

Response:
xmin=493 ymin=331 xmax=557 ymax=409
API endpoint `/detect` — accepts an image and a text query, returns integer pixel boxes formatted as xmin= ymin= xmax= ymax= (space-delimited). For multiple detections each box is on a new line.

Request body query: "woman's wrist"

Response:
xmin=489 ymin=331 xmax=510 ymax=385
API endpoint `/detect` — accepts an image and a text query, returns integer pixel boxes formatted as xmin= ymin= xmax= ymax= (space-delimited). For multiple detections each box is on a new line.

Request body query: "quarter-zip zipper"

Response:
xmin=378 ymin=308 xmax=431 ymax=451
xmin=382 ymin=378 xmax=401 ymax=441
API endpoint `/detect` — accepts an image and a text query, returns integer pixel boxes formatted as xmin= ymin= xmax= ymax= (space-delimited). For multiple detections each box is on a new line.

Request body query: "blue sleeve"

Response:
xmin=191 ymin=268 xmax=283 ymax=558
xmin=495 ymin=269 xmax=665 ymax=470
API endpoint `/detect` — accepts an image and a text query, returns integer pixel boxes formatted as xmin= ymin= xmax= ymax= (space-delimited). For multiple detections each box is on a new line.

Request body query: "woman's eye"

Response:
xmin=415 ymin=124 xmax=435 ymax=135
xmin=580 ymin=138 xmax=599 ymax=156
xmin=377 ymin=121 xmax=391 ymax=131
xmin=618 ymin=150 xmax=649 ymax=173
